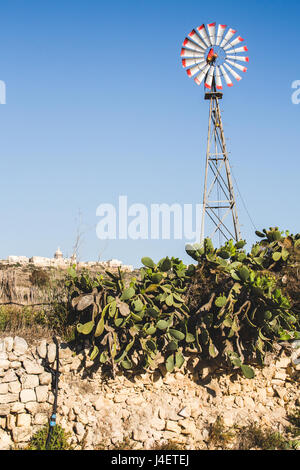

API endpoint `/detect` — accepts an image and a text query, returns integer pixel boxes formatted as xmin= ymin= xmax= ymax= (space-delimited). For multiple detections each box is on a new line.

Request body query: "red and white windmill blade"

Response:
xmin=181 ymin=23 xmax=249 ymax=90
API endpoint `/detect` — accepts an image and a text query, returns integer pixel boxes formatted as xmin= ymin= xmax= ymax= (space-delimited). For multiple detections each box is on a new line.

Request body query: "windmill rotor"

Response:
xmin=181 ymin=23 xmax=249 ymax=90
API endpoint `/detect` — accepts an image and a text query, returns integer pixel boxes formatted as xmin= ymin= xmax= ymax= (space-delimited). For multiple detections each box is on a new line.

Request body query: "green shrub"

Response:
xmin=26 ymin=424 xmax=73 ymax=450
xmin=236 ymin=423 xmax=290 ymax=450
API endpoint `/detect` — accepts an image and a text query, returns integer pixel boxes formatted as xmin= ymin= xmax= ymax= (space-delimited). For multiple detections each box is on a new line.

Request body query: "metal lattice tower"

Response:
xmin=200 ymin=82 xmax=241 ymax=245
xmin=180 ymin=22 xmax=249 ymax=246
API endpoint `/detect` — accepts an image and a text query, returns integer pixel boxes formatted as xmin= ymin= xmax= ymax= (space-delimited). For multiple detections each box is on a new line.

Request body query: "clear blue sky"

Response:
xmin=0 ymin=0 xmax=299 ymax=267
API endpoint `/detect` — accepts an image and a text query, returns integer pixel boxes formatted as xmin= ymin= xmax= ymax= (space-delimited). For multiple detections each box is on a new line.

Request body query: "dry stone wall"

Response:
xmin=0 ymin=335 xmax=299 ymax=450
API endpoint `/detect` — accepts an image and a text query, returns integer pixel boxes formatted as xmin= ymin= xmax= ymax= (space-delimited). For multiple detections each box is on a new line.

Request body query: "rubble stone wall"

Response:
xmin=0 ymin=336 xmax=299 ymax=450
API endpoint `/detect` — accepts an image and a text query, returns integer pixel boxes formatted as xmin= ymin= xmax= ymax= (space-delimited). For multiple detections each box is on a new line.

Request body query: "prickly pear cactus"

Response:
xmin=64 ymin=228 xmax=299 ymax=380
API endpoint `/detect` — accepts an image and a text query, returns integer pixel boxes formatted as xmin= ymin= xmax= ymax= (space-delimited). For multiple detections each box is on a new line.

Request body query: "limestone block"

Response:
xmin=39 ymin=372 xmax=52 ymax=386
xmin=0 ymin=393 xmax=19 ymax=404
xmin=8 ymin=381 xmax=21 ymax=394
xmin=1 ymin=370 xmax=18 ymax=383
xmin=0 ymin=404 xmax=11 ymax=416
xmin=10 ymin=402 xmax=25 ymax=414
xmin=36 ymin=340 xmax=47 ymax=359
xmin=10 ymin=361 xmax=22 ymax=369
xmin=0 ymin=384 xmax=8 ymax=395
xmin=13 ymin=337 xmax=28 ymax=355
xmin=223 ymin=396 xmax=235 ymax=407
xmin=77 ymin=412 xmax=89 ymax=425
xmin=274 ymin=370 xmax=287 ymax=381
xmin=150 ymin=416 xmax=165 ymax=431
xmin=228 ymin=382 xmax=242 ymax=394
xmin=179 ymin=419 xmax=197 ymax=435
xmin=0 ymin=416 xmax=6 ymax=428
xmin=0 ymin=360 xmax=10 ymax=371
xmin=125 ymin=396 xmax=144 ymax=406
xmin=275 ymin=357 xmax=290 ymax=369
xmin=16 ymin=413 xmax=31 ymax=427
xmin=20 ymin=389 xmax=36 ymax=403
xmin=255 ymin=388 xmax=267 ymax=403
xmin=132 ymin=428 xmax=148 ymax=442
xmin=24 ymin=402 xmax=39 ymax=414
xmin=74 ymin=422 xmax=85 ymax=439
xmin=178 ymin=407 xmax=191 ymax=418
xmin=22 ymin=359 xmax=44 ymax=375
xmin=243 ymin=396 xmax=255 ymax=409
xmin=47 ymin=343 xmax=57 ymax=364
xmin=35 ymin=385 xmax=48 ymax=403
xmin=165 ymin=420 xmax=181 ymax=433
xmin=34 ymin=413 xmax=48 ymax=425
xmin=222 ymin=412 xmax=235 ymax=427
xmin=234 ymin=396 xmax=244 ymax=407
xmin=4 ymin=337 xmax=13 ymax=353
xmin=12 ymin=426 xmax=32 ymax=443
xmin=21 ymin=374 xmax=39 ymax=389
xmin=0 ymin=429 xmax=13 ymax=450
xmin=8 ymin=352 xmax=19 ymax=361
xmin=158 ymin=405 xmax=180 ymax=421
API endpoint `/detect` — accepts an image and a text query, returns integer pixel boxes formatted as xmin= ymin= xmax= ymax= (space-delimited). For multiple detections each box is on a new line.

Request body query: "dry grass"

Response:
xmin=0 ymin=303 xmax=71 ymax=345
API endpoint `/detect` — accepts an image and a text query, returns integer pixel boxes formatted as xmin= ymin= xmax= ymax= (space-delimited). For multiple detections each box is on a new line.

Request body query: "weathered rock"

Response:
xmin=47 ymin=343 xmax=57 ymax=363
xmin=150 ymin=416 xmax=165 ymax=431
xmin=22 ymin=359 xmax=44 ymax=375
xmin=36 ymin=340 xmax=47 ymax=359
xmin=33 ymin=412 xmax=48 ymax=425
xmin=165 ymin=420 xmax=181 ymax=433
xmin=0 ymin=429 xmax=13 ymax=449
xmin=132 ymin=427 xmax=148 ymax=442
xmin=35 ymin=386 xmax=48 ymax=403
xmin=275 ymin=357 xmax=290 ymax=369
xmin=13 ymin=337 xmax=28 ymax=355
xmin=178 ymin=406 xmax=190 ymax=418
xmin=1 ymin=370 xmax=18 ymax=383
xmin=179 ymin=419 xmax=197 ymax=435
xmin=24 ymin=401 xmax=39 ymax=414
xmin=0 ymin=393 xmax=19 ymax=404
xmin=10 ymin=361 xmax=22 ymax=369
xmin=0 ymin=383 xmax=8 ymax=395
xmin=0 ymin=404 xmax=11 ymax=416
xmin=39 ymin=372 xmax=52 ymax=386
xmin=21 ymin=374 xmax=39 ymax=389
xmin=4 ymin=337 xmax=14 ymax=353
xmin=16 ymin=413 xmax=31 ymax=427
xmin=20 ymin=389 xmax=36 ymax=403
xmin=74 ymin=422 xmax=85 ymax=441
xmin=0 ymin=360 xmax=10 ymax=370
xmin=8 ymin=381 xmax=21 ymax=394
xmin=274 ymin=370 xmax=287 ymax=381
xmin=12 ymin=426 xmax=32 ymax=443
xmin=243 ymin=396 xmax=255 ymax=409
xmin=10 ymin=402 xmax=25 ymax=414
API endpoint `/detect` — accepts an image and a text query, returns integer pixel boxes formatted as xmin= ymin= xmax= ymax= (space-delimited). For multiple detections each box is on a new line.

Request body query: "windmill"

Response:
xmin=181 ymin=23 xmax=249 ymax=246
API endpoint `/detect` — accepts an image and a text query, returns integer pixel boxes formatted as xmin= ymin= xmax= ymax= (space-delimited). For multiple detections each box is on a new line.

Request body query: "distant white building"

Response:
xmin=5 ymin=248 xmax=133 ymax=271
xmin=54 ymin=247 xmax=63 ymax=260
xmin=7 ymin=255 xmax=29 ymax=265
xmin=107 ymin=259 xmax=123 ymax=267
xmin=29 ymin=256 xmax=52 ymax=267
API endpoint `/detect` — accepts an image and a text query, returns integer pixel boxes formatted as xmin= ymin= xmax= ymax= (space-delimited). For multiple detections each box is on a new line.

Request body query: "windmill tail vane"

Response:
xmin=180 ymin=23 xmax=249 ymax=246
